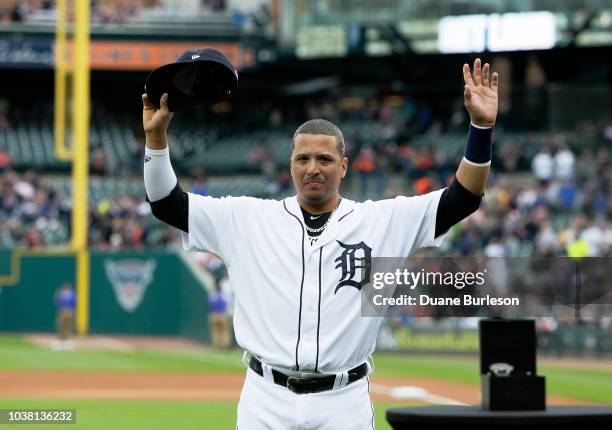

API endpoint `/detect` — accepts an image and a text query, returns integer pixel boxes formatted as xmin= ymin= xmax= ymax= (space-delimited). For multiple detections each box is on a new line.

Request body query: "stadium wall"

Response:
xmin=0 ymin=251 xmax=74 ymax=332
xmin=0 ymin=250 xmax=211 ymax=342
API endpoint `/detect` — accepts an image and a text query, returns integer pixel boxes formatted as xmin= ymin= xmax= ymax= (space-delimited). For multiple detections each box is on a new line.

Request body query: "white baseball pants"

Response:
xmin=237 ymin=367 xmax=376 ymax=429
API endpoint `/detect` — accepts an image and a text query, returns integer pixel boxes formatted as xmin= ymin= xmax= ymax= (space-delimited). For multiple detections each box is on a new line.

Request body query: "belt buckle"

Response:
xmin=286 ymin=377 xmax=315 ymax=394
xmin=286 ymin=377 xmax=302 ymax=394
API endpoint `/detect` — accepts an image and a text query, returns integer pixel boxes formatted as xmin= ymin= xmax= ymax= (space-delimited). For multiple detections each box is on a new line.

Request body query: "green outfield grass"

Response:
xmin=0 ymin=398 xmax=411 ymax=430
xmin=0 ymin=399 xmax=237 ymax=430
xmin=0 ymin=335 xmax=245 ymax=373
xmin=0 ymin=334 xmax=611 ymax=430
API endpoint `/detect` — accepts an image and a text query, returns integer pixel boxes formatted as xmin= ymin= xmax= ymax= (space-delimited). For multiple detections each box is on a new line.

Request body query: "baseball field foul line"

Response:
xmin=370 ymin=383 xmax=469 ymax=406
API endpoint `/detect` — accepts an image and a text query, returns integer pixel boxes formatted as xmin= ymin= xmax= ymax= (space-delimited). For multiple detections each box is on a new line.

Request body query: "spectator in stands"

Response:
xmin=191 ymin=168 xmax=210 ymax=196
xmin=534 ymin=220 xmax=558 ymax=256
xmin=91 ymin=146 xmax=108 ymax=176
xmin=413 ymin=176 xmax=432 ymax=195
xmin=262 ymin=151 xmax=279 ymax=194
xmin=375 ymin=144 xmax=392 ymax=197
xmin=130 ymin=139 xmax=145 ymax=175
xmin=554 ymin=141 xmax=575 ymax=181
xmin=276 ymin=169 xmax=292 ymax=192
xmin=532 ymin=145 xmax=554 ymax=184
xmin=0 ymin=148 xmax=11 ymax=173
xmin=579 ymin=219 xmax=608 ymax=256
xmin=352 ymin=147 xmax=376 ymax=198
xmin=413 ymin=145 xmax=436 ymax=179
xmin=558 ymin=180 xmax=579 ymax=211
xmin=248 ymin=141 xmax=266 ymax=164
xmin=14 ymin=169 xmax=37 ymax=201
xmin=484 ymin=234 xmax=509 ymax=295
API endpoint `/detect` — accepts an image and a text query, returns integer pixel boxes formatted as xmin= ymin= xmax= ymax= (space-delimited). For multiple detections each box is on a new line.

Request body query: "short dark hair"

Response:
xmin=291 ymin=119 xmax=345 ymax=157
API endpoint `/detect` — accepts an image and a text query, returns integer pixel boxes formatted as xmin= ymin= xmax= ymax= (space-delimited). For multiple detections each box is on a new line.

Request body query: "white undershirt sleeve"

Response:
xmin=143 ymin=146 xmax=178 ymax=202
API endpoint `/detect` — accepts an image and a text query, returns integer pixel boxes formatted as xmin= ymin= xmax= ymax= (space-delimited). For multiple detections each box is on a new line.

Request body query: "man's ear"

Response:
xmin=341 ymin=157 xmax=348 ymax=178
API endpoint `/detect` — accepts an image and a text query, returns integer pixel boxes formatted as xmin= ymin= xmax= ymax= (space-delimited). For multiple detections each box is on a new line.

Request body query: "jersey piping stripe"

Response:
xmin=283 ymin=199 xmax=306 ymax=371
xmin=367 ymin=377 xmax=375 ymax=429
xmin=338 ymin=209 xmax=354 ymax=222
xmin=315 ymin=246 xmax=323 ymax=372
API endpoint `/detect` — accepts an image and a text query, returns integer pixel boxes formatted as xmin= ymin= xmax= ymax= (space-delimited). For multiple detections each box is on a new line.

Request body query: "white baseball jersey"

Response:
xmin=182 ymin=190 xmax=447 ymax=373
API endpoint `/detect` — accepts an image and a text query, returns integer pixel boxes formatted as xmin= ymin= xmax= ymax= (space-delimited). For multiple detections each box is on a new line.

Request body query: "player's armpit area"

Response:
xmin=148 ymin=182 xmax=189 ymax=232
xmin=434 ymin=178 xmax=482 ymax=238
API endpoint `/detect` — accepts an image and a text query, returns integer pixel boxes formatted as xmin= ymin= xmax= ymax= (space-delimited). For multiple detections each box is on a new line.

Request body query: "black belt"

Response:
xmin=249 ymin=356 xmax=368 ymax=394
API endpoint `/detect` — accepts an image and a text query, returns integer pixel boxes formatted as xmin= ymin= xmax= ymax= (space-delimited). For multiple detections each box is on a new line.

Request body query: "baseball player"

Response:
xmin=53 ymin=282 xmax=76 ymax=350
xmin=143 ymin=59 xmax=498 ymax=428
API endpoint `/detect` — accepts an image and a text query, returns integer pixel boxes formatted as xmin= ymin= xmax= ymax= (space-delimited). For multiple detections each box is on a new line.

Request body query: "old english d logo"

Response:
xmin=334 ymin=241 xmax=372 ymax=293
xmin=105 ymin=259 xmax=156 ymax=313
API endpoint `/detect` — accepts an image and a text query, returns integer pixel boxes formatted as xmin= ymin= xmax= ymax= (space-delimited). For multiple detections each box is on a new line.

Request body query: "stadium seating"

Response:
xmin=47 ymin=175 xmax=274 ymax=201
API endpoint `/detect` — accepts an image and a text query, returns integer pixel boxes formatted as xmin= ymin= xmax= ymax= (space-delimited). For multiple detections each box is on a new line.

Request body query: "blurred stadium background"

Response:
xmin=0 ymin=0 xmax=611 ymax=428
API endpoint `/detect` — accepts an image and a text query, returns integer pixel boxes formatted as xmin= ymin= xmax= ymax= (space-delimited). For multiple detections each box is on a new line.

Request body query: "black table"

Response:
xmin=387 ymin=405 xmax=612 ymax=429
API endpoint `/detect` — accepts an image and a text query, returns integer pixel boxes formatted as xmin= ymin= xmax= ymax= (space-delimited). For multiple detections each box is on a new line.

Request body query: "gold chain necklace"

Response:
xmin=305 ymin=198 xmax=342 ymax=234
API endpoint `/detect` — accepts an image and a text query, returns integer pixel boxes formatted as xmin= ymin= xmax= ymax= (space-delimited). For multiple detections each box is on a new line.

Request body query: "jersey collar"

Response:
xmin=284 ymin=195 xmax=355 ymax=250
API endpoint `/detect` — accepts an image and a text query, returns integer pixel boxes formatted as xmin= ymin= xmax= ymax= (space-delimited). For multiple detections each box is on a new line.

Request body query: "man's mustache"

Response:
xmin=304 ymin=177 xmax=325 ymax=183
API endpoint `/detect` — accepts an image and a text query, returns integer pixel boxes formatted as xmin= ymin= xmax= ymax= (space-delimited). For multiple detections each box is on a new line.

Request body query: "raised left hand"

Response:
xmin=463 ymin=58 xmax=498 ymax=128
